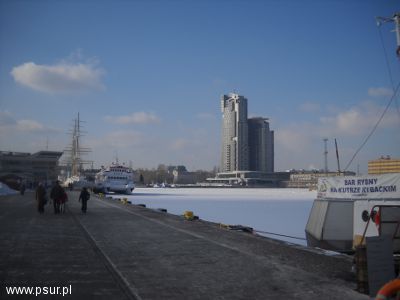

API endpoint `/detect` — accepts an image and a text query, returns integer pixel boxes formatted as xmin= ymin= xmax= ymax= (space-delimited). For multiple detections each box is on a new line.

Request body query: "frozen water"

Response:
xmin=116 ymin=188 xmax=317 ymax=245
xmin=0 ymin=184 xmax=316 ymax=245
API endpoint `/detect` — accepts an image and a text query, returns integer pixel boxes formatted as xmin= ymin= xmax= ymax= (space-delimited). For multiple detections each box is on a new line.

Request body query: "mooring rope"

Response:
xmin=253 ymin=229 xmax=307 ymax=241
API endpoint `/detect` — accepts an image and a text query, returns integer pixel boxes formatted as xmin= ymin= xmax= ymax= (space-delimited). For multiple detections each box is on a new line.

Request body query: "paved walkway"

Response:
xmin=0 ymin=192 xmax=367 ymax=299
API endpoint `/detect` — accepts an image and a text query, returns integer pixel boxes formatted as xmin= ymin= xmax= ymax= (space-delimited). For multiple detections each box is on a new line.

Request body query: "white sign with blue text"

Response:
xmin=317 ymin=173 xmax=400 ymax=199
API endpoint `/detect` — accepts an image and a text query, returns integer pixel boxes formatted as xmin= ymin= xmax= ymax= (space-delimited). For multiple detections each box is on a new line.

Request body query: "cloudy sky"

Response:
xmin=0 ymin=0 xmax=399 ymax=173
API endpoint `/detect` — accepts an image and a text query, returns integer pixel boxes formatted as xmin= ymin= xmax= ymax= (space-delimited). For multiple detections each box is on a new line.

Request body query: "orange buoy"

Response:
xmin=375 ymin=279 xmax=400 ymax=300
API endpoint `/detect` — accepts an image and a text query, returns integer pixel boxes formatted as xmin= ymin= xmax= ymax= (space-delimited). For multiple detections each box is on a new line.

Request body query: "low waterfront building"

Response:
xmin=206 ymin=171 xmax=290 ymax=187
xmin=0 ymin=150 xmax=63 ymax=187
xmin=282 ymin=170 xmax=356 ymax=189
xmin=368 ymin=156 xmax=400 ymax=174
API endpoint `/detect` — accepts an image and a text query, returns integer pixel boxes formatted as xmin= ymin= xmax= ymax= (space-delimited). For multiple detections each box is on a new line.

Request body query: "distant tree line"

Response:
xmin=135 ymin=164 xmax=217 ymax=185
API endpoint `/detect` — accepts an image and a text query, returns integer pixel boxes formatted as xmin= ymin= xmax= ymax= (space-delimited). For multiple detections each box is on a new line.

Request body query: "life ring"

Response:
xmin=375 ymin=278 xmax=400 ymax=300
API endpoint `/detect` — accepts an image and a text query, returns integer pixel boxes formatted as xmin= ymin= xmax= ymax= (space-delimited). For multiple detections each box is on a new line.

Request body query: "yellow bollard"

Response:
xmin=183 ymin=211 xmax=194 ymax=220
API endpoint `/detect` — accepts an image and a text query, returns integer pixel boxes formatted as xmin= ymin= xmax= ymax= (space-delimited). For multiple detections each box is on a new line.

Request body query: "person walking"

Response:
xmin=79 ymin=187 xmax=90 ymax=214
xmin=20 ymin=183 xmax=26 ymax=195
xmin=50 ymin=181 xmax=65 ymax=214
xmin=35 ymin=182 xmax=46 ymax=214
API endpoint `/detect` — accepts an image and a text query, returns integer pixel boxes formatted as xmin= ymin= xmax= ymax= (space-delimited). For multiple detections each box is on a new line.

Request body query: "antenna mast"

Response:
xmin=377 ymin=12 xmax=400 ymax=57
xmin=334 ymin=138 xmax=341 ymax=173
xmin=323 ymin=138 xmax=328 ymax=173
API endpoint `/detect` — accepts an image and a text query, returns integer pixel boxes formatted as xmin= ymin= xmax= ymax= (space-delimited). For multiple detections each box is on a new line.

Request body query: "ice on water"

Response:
xmin=123 ymin=188 xmax=317 ymax=245
xmin=0 ymin=184 xmax=316 ymax=245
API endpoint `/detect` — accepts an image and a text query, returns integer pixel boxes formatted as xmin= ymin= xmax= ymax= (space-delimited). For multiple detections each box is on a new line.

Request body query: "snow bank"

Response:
xmin=0 ymin=182 xmax=18 ymax=196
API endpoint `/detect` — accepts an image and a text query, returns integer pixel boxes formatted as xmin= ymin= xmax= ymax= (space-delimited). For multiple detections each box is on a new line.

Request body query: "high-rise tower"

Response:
xmin=220 ymin=93 xmax=249 ymax=172
xmin=248 ymin=117 xmax=274 ymax=172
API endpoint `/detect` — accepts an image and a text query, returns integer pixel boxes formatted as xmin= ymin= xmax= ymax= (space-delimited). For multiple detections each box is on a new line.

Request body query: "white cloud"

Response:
xmin=368 ymin=87 xmax=393 ymax=98
xmin=319 ymin=110 xmax=367 ymax=136
xmin=0 ymin=110 xmax=53 ymax=133
xmin=319 ymin=102 xmax=399 ymax=137
xmin=275 ymin=127 xmax=312 ymax=152
xmin=170 ymin=138 xmax=189 ymax=151
xmin=105 ymin=112 xmax=160 ymax=125
xmin=274 ymin=100 xmax=400 ymax=171
xmin=0 ymin=111 xmax=17 ymax=126
xmin=16 ymin=119 xmax=44 ymax=131
xmin=10 ymin=59 xmax=105 ymax=93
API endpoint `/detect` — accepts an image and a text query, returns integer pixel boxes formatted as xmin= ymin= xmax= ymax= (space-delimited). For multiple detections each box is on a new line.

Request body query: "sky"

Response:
xmin=0 ymin=0 xmax=399 ymax=173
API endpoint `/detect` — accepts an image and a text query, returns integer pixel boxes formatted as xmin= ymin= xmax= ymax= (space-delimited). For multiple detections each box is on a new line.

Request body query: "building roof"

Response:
xmin=0 ymin=150 xmax=63 ymax=159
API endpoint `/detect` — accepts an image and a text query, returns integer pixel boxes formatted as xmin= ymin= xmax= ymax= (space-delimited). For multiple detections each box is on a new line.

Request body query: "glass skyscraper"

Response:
xmin=248 ymin=117 xmax=274 ymax=172
xmin=220 ymin=93 xmax=274 ymax=173
xmin=220 ymin=93 xmax=249 ymax=172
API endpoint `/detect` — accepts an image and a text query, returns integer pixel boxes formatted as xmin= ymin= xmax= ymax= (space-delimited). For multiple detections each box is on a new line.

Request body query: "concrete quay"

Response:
xmin=0 ymin=192 xmax=368 ymax=299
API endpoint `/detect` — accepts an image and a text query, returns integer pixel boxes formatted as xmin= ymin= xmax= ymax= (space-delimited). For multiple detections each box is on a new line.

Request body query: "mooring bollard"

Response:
xmin=183 ymin=211 xmax=194 ymax=220
xmin=355 ymin=245 xmax=369 ymax=294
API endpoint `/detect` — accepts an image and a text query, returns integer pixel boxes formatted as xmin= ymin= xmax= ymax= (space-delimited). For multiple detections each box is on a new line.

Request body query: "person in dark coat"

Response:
xmin=35 ymin=182 xmax=46 ymax=214
xmin=20 ymin=183 xmax=26 ymax=195
xmin=50 ymin=181 xmax=65 ymax=214
xmin=79 ymin=187 xmax=90 ymax=213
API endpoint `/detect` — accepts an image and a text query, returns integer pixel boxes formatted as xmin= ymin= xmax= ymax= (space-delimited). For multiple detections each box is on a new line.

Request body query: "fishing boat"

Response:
xmin=94 ymin=163 xmax=135 ymax=194
xmin=306 ymin=12 xmax=400 ymax=253
xmin=305 ymin=173 xmax=400 ymax=253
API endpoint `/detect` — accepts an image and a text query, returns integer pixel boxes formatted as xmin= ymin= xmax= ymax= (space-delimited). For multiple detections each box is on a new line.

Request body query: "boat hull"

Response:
xmin=94 ymin=183 xmax=134 ymax=194
xmin=94 ymin=163 xmax=135 ymax=195
xmin=305 ymin=198 xmax=400 ymax=253
xmin=305 ymin=231 xmax=353 ymax=253
xmin=305 ymin=199 xmax=355 ymax=253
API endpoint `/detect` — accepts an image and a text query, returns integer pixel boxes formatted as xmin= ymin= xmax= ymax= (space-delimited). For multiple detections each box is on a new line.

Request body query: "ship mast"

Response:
xmin=63 ymin=113 xmax=92 ymax=177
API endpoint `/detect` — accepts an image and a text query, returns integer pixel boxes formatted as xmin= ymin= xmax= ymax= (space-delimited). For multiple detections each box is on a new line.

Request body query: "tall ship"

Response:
xmin=94 ymin=163 xmax=135 ymax=194
xmin=61 ymin=113 xmax=92 ymax=188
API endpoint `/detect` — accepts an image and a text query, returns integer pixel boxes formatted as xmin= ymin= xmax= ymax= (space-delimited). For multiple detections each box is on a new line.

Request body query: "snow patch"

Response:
xmin=0 ymin=183 xmax=18 ymax=196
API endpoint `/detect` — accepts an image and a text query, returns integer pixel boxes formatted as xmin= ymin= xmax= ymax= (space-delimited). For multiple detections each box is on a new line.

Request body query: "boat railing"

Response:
xmin=358 ymin=204 xmax=400 ymax=250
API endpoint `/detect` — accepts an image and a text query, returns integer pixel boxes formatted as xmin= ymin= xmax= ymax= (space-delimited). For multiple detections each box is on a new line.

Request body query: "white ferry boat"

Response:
xmin=94 ymin=163 xmax=135 ymax=194
xmin=305 ymin=173 xmax=400 ymax=253
xmin=63 ymin=175 xmax=93 ymax=189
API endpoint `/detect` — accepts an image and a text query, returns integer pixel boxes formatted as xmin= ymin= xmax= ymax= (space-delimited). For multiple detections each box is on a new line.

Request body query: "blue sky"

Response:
xmin=0 ymin=0 xmax=399 ymax=173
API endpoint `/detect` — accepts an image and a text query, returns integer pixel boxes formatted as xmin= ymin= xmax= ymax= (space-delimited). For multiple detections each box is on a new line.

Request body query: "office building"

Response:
xmin=368 ymin=156 xmax=400 ymax=174
xmin=220 ymin=93 xmax=249 ymax=172
xmin=0 ymin=150 xmax=63 ymax=186
xmin=248 ymin=117 xmax=274 ymax=172
xmin=219 ymin=93 xmax=275 ymax=186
